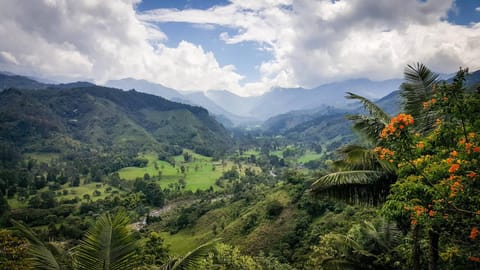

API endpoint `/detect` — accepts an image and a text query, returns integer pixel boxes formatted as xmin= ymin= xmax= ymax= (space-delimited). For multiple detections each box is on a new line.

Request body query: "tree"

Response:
xmin=312 ymin=92 xmax=396 ymax=205
xmin=142 ymin=232 xmax=169 ymax=266
xmin=0 ymin=229 xmax=31 ymax=270
xmin=74 ymin=210 xmax=139 ymax=270
xmin=13 ymin=210 xmax=139 ymax=270
xmin=381 ymin=68 xmax=480 ymax=269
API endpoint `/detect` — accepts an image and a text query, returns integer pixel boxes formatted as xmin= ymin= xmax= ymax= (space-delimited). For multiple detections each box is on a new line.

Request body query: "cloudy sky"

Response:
xmin=0 ymin=0 xmax=479 ymax=96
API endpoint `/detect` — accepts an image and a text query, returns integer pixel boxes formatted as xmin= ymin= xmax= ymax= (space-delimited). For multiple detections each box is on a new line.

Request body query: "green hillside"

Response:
xmin=0 ymin=84 xmax=232 ymax=156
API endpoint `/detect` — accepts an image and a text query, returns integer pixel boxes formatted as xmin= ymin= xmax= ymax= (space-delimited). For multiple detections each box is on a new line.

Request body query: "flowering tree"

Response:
xmin=380 ymin=68 xmax=480 ymax=269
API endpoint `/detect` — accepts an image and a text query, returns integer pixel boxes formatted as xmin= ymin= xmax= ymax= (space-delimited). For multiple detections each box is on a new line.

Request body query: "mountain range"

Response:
xmin=0 ymin=75 xmax=231 ymax=157
xmin=106 ymin=77 xmax=404 ymax=124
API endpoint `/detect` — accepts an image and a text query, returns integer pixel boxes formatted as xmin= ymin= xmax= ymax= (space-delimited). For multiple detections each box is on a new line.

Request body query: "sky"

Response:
xmin=0 ymin=0 xmax=479 ymax=96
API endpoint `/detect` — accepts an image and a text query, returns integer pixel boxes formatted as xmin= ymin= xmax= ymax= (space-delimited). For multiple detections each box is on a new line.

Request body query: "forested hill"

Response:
xmin=0 ymin=83 xmax=232 ymax=156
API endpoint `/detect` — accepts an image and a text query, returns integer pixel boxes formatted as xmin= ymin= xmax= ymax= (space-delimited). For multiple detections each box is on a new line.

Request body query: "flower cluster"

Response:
xmin=449 ymin=179 xmax=464 ymax=198
xmin=422 ymin=98 xmax=437 ymax=109
xmin=373 ymin=147 xmax=395 ymax=162
xmin=380 ymin=114 xmax=414 ymax=139
xmin=470 ymin=227 xmax=479 ymax=240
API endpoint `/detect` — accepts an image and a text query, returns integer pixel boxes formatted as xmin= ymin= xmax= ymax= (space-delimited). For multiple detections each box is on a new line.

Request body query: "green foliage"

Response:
xmin=380 ymin=67 xmax=480 ymax=267
xmin=198 ymin=243 xmax=293 ymax=270
xmin=265 ymin=200 xmax=284 ymax=219
xmin=73 ymin=210 xmax=139 ymax=270
xmin=141 ymin=231 xmax=169 ymax=266
xmin=12 ymin=219 xmax=70 ymax=270
xmin=0 ymin=229 xmax=31 ymax=270
xmin=161 ymin=239 xmax=218 ymax=270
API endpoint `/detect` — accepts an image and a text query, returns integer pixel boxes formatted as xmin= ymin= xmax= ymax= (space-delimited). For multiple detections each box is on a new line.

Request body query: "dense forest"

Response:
xmin=1 ymin=63 xmax=480 ymax=270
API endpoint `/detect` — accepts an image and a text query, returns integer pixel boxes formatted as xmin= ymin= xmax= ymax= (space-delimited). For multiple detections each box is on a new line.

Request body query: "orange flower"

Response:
xmin=465 ymin=143 xmax=473 ymax=151
xmin=469 ymin=132 xmax=476 ymax=139
xmin=450 ymin=150 xmax=458 ymax=157
xmin=473 ymin=147 xmax=480 ymax=153
xmin=469 ymin=256 xmax=480 ymax=262
xmin=449 ymin=164 xmax=460 ymax=174
xmin=431 ymin=98 xmax=437 ymax=104
xmin=428 ymin=210 xmax=436 ymax=217
xmin=469 ymin=172 xmax=477 ymax=179
xmin=470 ymin=227 xmax=479 ymax=240
xmin=417 ymin=142 xmax=424 ymax=149
xmin=450 ymin=180 xmax=463 ymax=198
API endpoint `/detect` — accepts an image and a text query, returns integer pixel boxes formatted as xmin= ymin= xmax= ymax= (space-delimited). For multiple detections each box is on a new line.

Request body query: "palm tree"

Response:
xmin=161 ymin=239 xmax=218 ymax=270
xmin=73 ymin=210 xmax=139 ymax=270
xmin=311 ymin=92 xmax=395 ymax=205
xmin=313 ymin=63 xmax=442 ymax=270
xmin=12 ymin=220 xmax=72 ymax=270
xmin=14 ymin=210 xmax=139 ymax=270
xmin=400 ymin=63 xmax=439 ymax=134
xmin=318 ymin=221 xmax=402 ymax=270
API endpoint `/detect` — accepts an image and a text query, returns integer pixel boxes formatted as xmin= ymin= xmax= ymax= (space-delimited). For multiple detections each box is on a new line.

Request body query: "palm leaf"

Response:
xmin=12 ymin=220 xmax=63 ymax=270
xmin=345 ymin=92 xmax=390 ymax=142
xmin=162 ymin=239 xmax=218 ymax=270
xmin=312 ymin=170 xmax=394 ymax=205
xmin=335 ymin=145 xmax=382 ymax=170
xmin=320 ymin=257 xmax=357 ymax=270
xmin=346 ymin=92 xmax=390 ymax=123
xmin=401 ymin=63 xmax=439 ymax=133
xmin=73 ymin=210 xmax=139 ymax=270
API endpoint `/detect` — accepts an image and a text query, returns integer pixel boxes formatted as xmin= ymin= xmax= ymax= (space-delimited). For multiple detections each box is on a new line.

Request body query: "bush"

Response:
xmin=266 ymin=200 xmax=284 ymax=219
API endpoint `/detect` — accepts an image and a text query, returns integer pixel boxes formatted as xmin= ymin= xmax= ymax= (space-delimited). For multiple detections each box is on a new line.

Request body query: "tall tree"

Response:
xmin=311 ymin=92 xmax=396 ymax=205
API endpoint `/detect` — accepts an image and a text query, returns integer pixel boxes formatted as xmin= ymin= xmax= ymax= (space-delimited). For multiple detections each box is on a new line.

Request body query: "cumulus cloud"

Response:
xmin=0 ymin=0 xmax=243 ymax=93
xmin=1 ymin=0 xmax=479 ymax=96
xmin=141 ymin=0 xmax=480 ymax=93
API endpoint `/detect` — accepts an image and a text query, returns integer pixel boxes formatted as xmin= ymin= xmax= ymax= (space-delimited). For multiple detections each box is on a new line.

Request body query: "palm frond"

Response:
xmin=74 ymin=210 xmax=139 ymax=270
xmin=12 ymin=220 xmax=62 ymax=270
xmin=346 ymin=92 xmax=390 ymax=123
xmin=320 ymin=257 xmax=357 ymax=270
xmin=162 ymin=239 xmax=219 ymax=270
xmin=401 ymin=63 xmax=439 ymax=133
xmin=312 ymin=170 xmax=384 ymax=189
xmin=335 ymin=145 xmax=383 ymax=170
xmin=311 ymin=170 xmax=395 ymax=205
xmin=345 ymin=115 xmax=387 ymax=144
xmin=345 ymin=92 xmax=390 ymax=143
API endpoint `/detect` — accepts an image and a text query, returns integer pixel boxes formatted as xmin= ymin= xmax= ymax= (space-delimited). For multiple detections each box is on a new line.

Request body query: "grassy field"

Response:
xmin=241 ymin=149 xmax=260 ymax=158
xmin=297 ymin=150 xmax=323 ymax=163
xmin=118 ymin=152 xmax=238 ymax=191
xmin=55 ymin=182 xmax=124 ymax=201
xmin=25 ymin=152 xmax=60 ymax=163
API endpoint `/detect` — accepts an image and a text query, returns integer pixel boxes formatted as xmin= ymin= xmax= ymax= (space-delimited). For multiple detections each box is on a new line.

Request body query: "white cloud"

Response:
xmin=0 ymin=0 xmax=243 ymax=93
xmin=141 ymin=0 xmax=480 ymax=94
xmin=476 ymin=6 xmax=480 ymax=12
xmin=1 ymin=0 xmax=479 ymax=96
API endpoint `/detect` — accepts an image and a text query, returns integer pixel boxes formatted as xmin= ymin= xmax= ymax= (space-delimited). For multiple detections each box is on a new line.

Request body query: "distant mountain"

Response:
xmin=261 ymin=90 xmax=403 ymax=153
xmin=202 ymin=78 xmax=403 ymax=120
xmin=105 ymin=78 xmax=184 ymax=100
xmin=205 ymin=90 xmax=260 ymax=117
xmin=0 ymin=74 xmax=232 ymax=156
xmin=0 ymin=73 xmax=49 ymax=91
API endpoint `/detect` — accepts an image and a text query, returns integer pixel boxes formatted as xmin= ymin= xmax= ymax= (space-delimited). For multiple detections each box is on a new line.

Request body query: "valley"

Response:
xmin=1 ymin=66 xmax=480 ymax=269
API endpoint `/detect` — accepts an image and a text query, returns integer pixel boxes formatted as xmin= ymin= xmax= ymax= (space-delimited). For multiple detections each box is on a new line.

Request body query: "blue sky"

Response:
xmin=0 ymin=0 xmax=479 ymax=96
